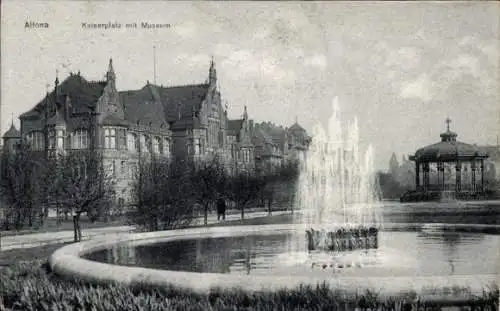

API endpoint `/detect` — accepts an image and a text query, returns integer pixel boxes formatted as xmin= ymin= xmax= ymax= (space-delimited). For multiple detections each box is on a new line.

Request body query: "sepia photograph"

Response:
xmin=0 ymin=1 xmax=499 ymax=310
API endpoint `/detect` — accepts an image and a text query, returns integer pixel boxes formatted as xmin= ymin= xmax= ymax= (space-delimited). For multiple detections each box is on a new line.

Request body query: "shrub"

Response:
xmin=1 ymin=261 xmax=498 ymax=311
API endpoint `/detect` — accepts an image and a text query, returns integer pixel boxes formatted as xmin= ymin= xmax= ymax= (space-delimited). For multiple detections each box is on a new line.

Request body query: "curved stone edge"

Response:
xmin=49 ymin=224 xmax=499 ymax=298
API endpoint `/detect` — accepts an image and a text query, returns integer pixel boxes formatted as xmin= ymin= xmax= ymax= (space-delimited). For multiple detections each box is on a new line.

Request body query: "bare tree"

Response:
xmin=190 ymin=156 xmax=228 ymax=226
xmin=49 ymin=150 xmax=115 ymax=242
xmin=130 ymin=156 xmax=196 ymax=231
xmin=261 ymin=160 xmax=300 ymax=215
xmin=228 ymin=169 xmax=264 ymax=219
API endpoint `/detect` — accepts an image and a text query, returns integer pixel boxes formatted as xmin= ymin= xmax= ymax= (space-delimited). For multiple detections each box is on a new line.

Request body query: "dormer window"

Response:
xmin=104 ymin=128 xmax=116 ymax=149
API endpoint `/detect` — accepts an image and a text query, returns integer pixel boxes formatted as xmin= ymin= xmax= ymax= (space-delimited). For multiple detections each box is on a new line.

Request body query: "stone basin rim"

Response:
xmin=49 ymin=223 xmax=499 ymax=297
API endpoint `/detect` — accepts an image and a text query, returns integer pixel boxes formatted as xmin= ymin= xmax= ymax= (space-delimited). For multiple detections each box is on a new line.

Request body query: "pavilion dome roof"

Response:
xmin=3 ymin=123 xmax=21 ymax=139
xmin=412 ymin=120 xmax=488 ymax=162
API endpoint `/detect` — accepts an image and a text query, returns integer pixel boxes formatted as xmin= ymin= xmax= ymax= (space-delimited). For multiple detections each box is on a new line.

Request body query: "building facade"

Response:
xmin=6 ymin=58 xmax=309 ymax=204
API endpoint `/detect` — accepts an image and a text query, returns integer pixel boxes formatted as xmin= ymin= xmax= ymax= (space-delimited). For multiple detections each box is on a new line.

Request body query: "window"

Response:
xmin=104 ymin=128 xmax=116 ymax=149
xmin=163 ymin=138 xmax=170 ymax=156
xmin=152 ymin=137 xmax=161 ymax=154
xmin=56 ymin=130 xmax=65 ymax=149
xmin=73 ymin=129 xmax=88 ymax=149
xmin=140 ymin=134 xmax=149 ymax=153
xmin=194 ymin=138 xmax=200 ymax=155
xmin=26 ymin=131 xmax=45 ymax=151
xmin=48 ymin=130 xmax=55 ymax=149
xmin=120 ymin=161 xmax=126 ymax=175
xmin=127 ymin=133 xmax=138 ymax=152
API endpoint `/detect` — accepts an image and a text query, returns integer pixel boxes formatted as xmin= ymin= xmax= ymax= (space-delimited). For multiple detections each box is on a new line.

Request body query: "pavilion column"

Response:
xmin=481 ymin=159 xmax=485 ymax=193
xmin=423 ymin=163 xmax=430 ymax=191
xmin=438 ymin=162 xmax=445 ymax=191
xmin=455 ymin=161 xmax=461 ymax=193
xmin=415 ymin=161 xmax=420 ymax=190
xmin=471 ymin=160 xmax=476 ymax=193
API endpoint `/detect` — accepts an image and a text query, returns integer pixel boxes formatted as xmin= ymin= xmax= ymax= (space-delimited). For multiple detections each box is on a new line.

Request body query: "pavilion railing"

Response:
xmin=419 ymin=184 xmax=484 ymax=192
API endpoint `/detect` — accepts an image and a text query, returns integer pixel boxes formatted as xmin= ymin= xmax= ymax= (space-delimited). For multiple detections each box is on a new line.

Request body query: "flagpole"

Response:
xmin=153 ymin=45 xmax=157 ymax=85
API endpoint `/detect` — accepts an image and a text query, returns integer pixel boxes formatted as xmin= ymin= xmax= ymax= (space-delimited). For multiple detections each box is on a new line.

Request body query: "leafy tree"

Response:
xmin=49 ymin=150 xmax=115 ymax=242
xmin=130 ymin=156 xmax=195 ymax=231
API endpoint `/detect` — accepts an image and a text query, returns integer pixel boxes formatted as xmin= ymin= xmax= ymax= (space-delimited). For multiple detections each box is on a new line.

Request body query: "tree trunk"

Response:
xmin=267 ymin=197 xmax=273 ymax=216
xmin=204 ymin=203 xmax=209 ymax=226
xmin=73 ymin=213 xmax=82 ymax=242
xmin=240 ymin=203 xmax=245 ymax=220
xmin=73 ymin=215 xmax=78 ymax=242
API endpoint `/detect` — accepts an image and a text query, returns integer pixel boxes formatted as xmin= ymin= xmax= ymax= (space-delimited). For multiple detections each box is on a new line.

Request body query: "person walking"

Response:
xmin=217 ymin=197 xmax=226 ymax=221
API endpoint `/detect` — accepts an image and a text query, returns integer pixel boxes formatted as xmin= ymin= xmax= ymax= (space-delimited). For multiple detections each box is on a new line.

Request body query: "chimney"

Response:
xmin=249 ymin=120 xmax=254 ymax=134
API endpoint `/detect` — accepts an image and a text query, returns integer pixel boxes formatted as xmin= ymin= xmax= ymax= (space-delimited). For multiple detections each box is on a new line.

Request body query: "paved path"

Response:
xmin=1 ymin=210 xmax=289 ymax=251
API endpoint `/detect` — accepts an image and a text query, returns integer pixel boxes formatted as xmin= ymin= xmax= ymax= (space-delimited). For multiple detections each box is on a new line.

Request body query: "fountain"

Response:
xmin=296 ymin=97 xmax=381 ymax=253
xmin=48 ymin=96 xmax=499 ymax=297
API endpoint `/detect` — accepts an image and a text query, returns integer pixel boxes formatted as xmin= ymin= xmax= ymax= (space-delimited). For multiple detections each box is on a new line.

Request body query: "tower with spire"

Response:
xmin=209 ymin=56 xmax=217 ymax=87
xmin=2 ymin=117 xmax=21 ymax=153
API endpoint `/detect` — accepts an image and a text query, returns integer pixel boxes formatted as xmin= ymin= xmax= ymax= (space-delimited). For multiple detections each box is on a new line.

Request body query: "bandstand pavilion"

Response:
xmin=408 ymin=118 xmax=489 ymax=200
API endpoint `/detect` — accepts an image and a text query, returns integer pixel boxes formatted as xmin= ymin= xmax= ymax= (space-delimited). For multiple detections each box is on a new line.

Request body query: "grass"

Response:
xmin=0 ymin=242 xmax=71 ymax=267
xmin=1 ymin=260 xmax=498 ymax=311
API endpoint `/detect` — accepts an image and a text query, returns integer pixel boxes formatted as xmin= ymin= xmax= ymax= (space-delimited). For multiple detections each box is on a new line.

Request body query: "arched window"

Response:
xmin=127 ymin=133 xmax=138 ymax=152
xmin=73 ymin=129 xmax=89 ymax=149
xmin=26 ymin=131 xmax=45 ymax=151
xmin=48 ymin=130 xmax=56 ymax=149
xmin=104 ymin=128 xmax=116 ymax=149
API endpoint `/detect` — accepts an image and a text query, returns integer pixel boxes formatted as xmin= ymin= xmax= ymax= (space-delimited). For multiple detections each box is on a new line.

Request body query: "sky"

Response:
xmin=1 ymin=1 xmax=499 ymax=171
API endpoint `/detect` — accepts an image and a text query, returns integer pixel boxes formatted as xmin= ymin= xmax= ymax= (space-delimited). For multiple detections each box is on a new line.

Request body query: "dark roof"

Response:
xmin=252 ymin=126 xmax=275 ymax=146
xmin=46 ymin=107 xmax=66 ymax=126
xmin=170 ymin=117 xmax=202 ymax=130
xmin=289 ymin=122 xmax=306 ymax=132
xmin=102 ymin=112 xmax=128 ymax=127
xmin=119 ymin=86 xmax=168 ymax=127
xmin=119 ymin=83 xmax=209 ymax=130
xmin=20 ymin=75 xmax=106 ymax=119
xmin=413 ymin=131 xmax=488 ymax=161
xmin=227 ymin=119 xmax=244 ymax=136
xmin=158 ymin=84 xmax=209 ymax=123
xmin=3 ymin=123 xmax=20 ymax=139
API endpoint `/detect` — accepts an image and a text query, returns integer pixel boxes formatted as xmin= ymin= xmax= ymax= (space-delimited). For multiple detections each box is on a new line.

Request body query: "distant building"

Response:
xmin=405 ymin=118 xmax=490 ymax=201
xmin=250 ymin=120 xmax=311 ymax=173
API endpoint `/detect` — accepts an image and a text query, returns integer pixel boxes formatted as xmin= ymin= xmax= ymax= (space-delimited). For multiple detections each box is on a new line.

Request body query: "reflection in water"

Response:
xmin=85 ymin=231 xmax=499 ymax=277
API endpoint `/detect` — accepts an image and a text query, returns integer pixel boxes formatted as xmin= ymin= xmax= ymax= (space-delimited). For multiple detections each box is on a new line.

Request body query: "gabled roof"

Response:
xmin=252 ymin=126 xmax=275 ymax=146
xmin=227 ymin=119 xmax=244 ymax=136
xmin=46 ymin=107 xmax=66 ymax=126
xmin=20 ymin=74 xmax=106 ymax=119
xmin=119 ymin=83 xmax=209 ymax=130
xmin=3 ymin=123 xmax=20 ymax=139
xmin=158 ymin=84 xmax=209 ymax=123
xmin=119 ymin=86 xmax=168 ymax=127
